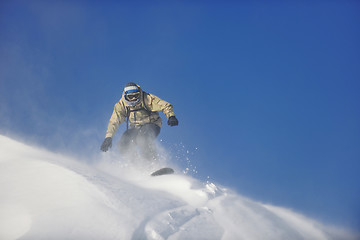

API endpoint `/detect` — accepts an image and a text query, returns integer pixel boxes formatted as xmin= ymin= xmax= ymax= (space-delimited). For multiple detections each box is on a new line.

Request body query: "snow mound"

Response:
xmin=0 ymin=135 xmax=356 ymax=240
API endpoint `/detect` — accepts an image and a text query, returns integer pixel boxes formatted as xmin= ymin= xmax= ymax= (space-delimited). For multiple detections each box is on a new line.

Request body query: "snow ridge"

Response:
xmin=0 ymin=135 xmax=357 ymax=240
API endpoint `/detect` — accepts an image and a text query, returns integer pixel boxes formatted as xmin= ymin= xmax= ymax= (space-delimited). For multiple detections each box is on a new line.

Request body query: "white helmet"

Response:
xmin=124 ymin=82 xmax=140 ymax=106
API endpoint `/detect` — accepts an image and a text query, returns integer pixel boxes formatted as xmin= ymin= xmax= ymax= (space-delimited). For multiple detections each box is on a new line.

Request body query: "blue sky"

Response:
xmin=1 ymin=0 xmax=359 ymax=230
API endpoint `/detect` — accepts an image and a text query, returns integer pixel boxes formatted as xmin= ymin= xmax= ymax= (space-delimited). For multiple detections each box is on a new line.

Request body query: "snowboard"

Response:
xmin=151 ymin=167 xmax=174 ymax=176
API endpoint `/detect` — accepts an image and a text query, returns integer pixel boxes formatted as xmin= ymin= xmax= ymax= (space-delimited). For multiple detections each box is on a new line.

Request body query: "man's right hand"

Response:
xmin=100 ymin=137 xmax=112 ymax=152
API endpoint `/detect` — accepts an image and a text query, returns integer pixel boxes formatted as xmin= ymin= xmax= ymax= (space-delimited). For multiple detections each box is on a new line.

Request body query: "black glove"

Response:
xmin=100 ymin=137 xmax=112 ymax=152
xmin=167 ymin=116 xmax=178 ymax=126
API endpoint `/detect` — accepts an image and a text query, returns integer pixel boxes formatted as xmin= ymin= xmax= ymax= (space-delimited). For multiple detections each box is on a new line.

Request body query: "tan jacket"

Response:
xmin=105 ymin=85 xmax=175 ymax=138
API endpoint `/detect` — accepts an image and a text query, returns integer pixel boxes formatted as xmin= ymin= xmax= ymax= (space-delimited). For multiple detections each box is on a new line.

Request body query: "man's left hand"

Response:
xmin=168 ymin=116 xmax=178 ymax=126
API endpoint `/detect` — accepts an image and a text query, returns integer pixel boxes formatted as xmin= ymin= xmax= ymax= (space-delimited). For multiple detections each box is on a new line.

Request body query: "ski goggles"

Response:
xmin=126 ymin=92 xmax=140 ymax=101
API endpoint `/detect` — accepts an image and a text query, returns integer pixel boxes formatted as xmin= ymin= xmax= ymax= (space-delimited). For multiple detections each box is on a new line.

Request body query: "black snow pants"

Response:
xmin=118 ymin=123 xmax=160 ymax=161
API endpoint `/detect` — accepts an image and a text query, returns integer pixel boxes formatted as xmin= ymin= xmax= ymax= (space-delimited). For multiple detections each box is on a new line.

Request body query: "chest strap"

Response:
xmin=124 ymin=92 xmax=152 ymax=130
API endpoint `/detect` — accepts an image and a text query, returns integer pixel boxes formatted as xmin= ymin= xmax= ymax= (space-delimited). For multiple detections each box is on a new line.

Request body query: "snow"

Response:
xmin=0 ymin=135 xmax=357 ymax=240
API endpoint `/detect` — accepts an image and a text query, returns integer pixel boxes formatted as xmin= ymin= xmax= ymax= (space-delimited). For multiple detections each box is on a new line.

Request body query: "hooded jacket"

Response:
xmin=105 ymin=85 xmax=175 ymax=138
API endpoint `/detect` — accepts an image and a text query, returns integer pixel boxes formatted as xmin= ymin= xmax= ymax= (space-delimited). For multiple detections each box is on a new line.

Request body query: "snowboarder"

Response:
xmin=100 ymin=82 xmax=178 ymax=161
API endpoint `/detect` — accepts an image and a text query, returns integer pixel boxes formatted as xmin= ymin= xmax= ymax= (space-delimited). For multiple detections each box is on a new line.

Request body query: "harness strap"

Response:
xmin=124 ymin=92 xmax=152 ymax=130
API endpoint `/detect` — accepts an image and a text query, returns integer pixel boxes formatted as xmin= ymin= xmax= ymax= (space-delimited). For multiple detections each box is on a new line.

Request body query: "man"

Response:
xmin=100 ymin=82 xmax=178 ymax=161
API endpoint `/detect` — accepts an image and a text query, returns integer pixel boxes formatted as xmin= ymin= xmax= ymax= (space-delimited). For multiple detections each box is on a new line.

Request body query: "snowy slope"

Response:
xmin=0 ymin=135 xmax=356 ymax=240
